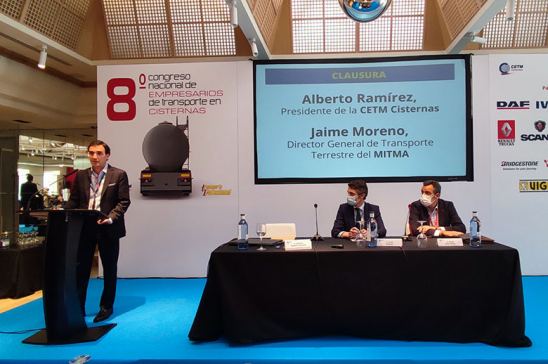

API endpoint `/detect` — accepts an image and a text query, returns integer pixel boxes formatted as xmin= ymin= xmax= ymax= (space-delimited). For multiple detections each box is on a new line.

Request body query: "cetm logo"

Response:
xmin=498 ymin=120 xmax=515 ymax=146
xmin=499 ymin=62 xmax=524 ymax=75
xmin=519 ymin=180 xmax=548 ymax=192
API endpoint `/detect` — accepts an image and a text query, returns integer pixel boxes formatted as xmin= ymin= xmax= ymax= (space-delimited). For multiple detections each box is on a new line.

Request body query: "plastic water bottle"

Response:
xmin=237 ymin=214 xmax=249 ymax=250
xmin=356 ymin=218 xmax=366 ymax=247
xmin=367 ymin=212 xmax=378 ymax=248
xmin=469 ymin=211 xmax=481 ymax=248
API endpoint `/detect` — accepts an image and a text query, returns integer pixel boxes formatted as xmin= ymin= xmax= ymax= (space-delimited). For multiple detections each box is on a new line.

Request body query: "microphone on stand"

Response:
xmin=312 ymin=203 xmax=323 ymax=241
xmin=402 ymin=203 xmax=412 ymax=241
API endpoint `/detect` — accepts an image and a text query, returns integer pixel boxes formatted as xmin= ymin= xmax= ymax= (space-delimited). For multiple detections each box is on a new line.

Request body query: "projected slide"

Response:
xmin=254 ymin=56 xmax=472 ymax=183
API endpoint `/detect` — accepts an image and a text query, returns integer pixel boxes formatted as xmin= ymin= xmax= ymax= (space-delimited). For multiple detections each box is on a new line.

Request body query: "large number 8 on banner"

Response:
xmin=106 ymin=78 xmax=136 ymax=121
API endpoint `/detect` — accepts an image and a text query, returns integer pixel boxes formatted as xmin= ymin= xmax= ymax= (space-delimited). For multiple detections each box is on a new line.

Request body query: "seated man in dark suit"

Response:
xmin=331 ymin=179 xmax=387 ymax=239
xmin=408 ymin=180 xmax=465 ymax=237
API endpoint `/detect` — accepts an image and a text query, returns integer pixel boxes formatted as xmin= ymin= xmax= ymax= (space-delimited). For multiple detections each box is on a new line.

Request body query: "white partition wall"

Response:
xmin=488 ymin=54 xmax=548 ymax=274
xmin=98 ymin=55 xmax=547 ymax=277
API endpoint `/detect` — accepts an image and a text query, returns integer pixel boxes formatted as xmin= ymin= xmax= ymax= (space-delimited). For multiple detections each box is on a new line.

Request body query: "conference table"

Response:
xmin=188 ymin=238 xmax=531 ymax=347
xmin=0 ymin=243 xmax=44 ymax=299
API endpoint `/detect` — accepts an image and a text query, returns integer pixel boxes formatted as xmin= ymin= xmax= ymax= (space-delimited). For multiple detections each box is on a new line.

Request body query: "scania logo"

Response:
xmin=521 ymin=120 xmax=548 ymax=142
xmin=535 ymin=120 xmax=546 ymax=132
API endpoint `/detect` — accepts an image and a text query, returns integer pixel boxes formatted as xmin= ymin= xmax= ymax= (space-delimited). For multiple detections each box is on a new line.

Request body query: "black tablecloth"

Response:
xmin=189 ymin=238 xmax=531 ymax=347
xmin=0 ymin=244 xmax=44 ymax=298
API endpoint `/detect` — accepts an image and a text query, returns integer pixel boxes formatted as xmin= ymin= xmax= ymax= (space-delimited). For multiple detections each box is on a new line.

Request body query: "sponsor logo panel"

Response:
xmin=500 ymin=160 xmax=538 ymax=171
xmin=497 ymin=120 xmax=515 ymax=146
xmin=519 ymin=180 xmax=548 ymax=192
xmin=498 ymin=62 xmax=525 ymax=75
xmin=521 ymin=120 xmax=548 ymax=142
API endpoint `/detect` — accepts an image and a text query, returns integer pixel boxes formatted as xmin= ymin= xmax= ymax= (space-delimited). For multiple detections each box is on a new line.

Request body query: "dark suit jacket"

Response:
xmin=331 ymin=202 xmax=387 ymax=238
xmin=20 ymin=181 xmax=38 ymax=209
xmin=66 ymin=165 xmax=130 ymax=239
xmin=408 ymin=199 xmax=465 ymax=236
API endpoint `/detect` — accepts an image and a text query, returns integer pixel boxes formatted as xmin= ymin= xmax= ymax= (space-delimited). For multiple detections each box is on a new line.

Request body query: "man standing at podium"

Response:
xmin=66 ymin=140 xmax=130 ymax=323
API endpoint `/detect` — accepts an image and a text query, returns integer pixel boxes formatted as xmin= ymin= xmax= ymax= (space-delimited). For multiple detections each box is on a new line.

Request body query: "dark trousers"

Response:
xmin=77 ymin=220 xmax=120 ymax=312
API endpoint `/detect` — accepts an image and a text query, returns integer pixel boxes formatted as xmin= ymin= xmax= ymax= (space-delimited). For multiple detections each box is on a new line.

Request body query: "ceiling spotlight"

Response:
xmin=38 ymin=45 xmax=47 ymax=69
xmin=505 ymin=0 xmax=515 ymax=21
xmin=226 ymin=0 xmax=238 ymax=28
xmin=28 ymin=137 xmax=33 ymax=143
xmin=250 ymin=38 xmax=258 ymax=58
xmin=338 ymin=0 xmax=392 ymax=23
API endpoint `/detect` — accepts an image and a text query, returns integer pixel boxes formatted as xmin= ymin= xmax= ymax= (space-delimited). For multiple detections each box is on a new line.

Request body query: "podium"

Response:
xmin=24 ymin=209 xmax=116 ymax=344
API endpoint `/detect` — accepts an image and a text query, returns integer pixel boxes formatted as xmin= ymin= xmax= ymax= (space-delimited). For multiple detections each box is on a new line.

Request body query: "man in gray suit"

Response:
xmin=66 ymin=140 xmax=130 ymax=323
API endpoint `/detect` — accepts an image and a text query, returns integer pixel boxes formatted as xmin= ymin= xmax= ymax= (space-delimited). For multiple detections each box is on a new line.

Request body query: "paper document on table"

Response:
xmin=284 ymin=239 xmax=312 ymax=251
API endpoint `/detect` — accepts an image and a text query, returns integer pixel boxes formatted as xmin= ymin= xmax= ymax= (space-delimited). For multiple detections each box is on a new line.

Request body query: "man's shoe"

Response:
xmin=93 ymin=307 xmax=113 ymax=323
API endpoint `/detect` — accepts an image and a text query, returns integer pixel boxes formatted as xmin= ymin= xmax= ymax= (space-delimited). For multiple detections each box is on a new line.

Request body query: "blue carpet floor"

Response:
xmin=0 ymin=277 xmax=547 ymax=364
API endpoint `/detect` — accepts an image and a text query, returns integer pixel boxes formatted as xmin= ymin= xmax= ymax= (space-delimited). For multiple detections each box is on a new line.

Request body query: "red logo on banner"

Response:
xmin=498 ymin=120 xmax=515 ymax=146
xmin=106 ymin=78 xmax=136 ymax=121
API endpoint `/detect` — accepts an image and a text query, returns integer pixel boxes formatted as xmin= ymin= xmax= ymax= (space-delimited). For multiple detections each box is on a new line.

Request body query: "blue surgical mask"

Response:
xmin=347 ymin=195 xmax=357 ymax=207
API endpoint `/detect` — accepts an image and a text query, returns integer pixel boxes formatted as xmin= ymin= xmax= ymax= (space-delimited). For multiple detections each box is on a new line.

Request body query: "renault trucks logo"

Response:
xmin=521 ymin=120 xmax=548 ymax=142
xmin=498 ymin=120 xmax=515 ymax=146
xmin=519 ymin=180 xmax=548 ymax=192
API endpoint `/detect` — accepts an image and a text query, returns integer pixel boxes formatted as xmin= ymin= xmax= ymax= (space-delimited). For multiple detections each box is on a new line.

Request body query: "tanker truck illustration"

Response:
xmin=140 ymin=116 xmax=191 ymax=195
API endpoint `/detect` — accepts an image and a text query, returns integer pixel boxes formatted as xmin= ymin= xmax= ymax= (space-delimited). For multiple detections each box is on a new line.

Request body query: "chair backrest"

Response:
xmin=265 ymin=223 xmax=296 ymax=240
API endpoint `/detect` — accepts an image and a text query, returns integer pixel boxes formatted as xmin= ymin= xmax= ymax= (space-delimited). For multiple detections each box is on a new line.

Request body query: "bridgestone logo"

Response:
xmin=501 ymin=161 xmax=538 ymax=167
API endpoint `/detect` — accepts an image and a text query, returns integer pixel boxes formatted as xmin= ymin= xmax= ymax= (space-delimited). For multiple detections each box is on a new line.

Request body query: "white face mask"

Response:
xmin=420 ymin=193 xmax=434 ymax=207
xmin=347 ymin=195 xmax=357 ymax=207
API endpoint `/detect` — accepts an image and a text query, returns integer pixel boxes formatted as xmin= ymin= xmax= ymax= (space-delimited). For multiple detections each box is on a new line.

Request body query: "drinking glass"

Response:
xmin=256 ymin=223 xmax=267 ymax=251
xmin=417 ymin=220 xmax=427 ymax=243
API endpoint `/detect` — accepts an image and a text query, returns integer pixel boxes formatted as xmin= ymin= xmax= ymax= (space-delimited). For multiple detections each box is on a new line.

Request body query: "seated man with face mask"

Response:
xmin=331 ymin=179 xmax=387 ymax=239
xmin=409 ymin=180 xmax=466 ymax=237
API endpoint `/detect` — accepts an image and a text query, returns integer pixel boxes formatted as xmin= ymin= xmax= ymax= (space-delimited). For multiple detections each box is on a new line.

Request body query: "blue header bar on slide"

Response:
xmin=264 ymin=64 xmax=455 ymax=85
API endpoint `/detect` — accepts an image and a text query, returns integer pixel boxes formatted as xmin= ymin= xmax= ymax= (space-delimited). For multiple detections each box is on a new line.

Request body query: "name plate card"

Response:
xmin=377 ymin=238 xmax=403 ymax=247
xmin=284 ymin=239 xmax=313 ymax=251
xmin=437 ymin=238 xmax=464 ymax=247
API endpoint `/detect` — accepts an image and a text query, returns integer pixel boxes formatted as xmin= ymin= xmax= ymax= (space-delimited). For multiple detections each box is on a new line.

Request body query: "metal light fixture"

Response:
xmin=249 ymin=38 xmax=258 ymax=58
xmin=226 ymin=0 xmax=238 ymax=28
xmin=338 ymin=0 xmax=392 ymax=23
xmin=38 ymin=45 xmax=47 ymax=69
xmin=505 ymin=0 xmax=515 ymax=21
xmin=468 ymin=32 xmax=487 ymax=45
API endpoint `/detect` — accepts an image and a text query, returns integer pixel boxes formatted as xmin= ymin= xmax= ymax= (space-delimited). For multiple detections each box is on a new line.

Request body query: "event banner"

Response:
xmin=97 ymin=62 xmax=239 ymax=277
xmin=489 ymin=54 xmax=548 ymax=273
xmin=254 ymin=57 xmax=471 ymax=182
